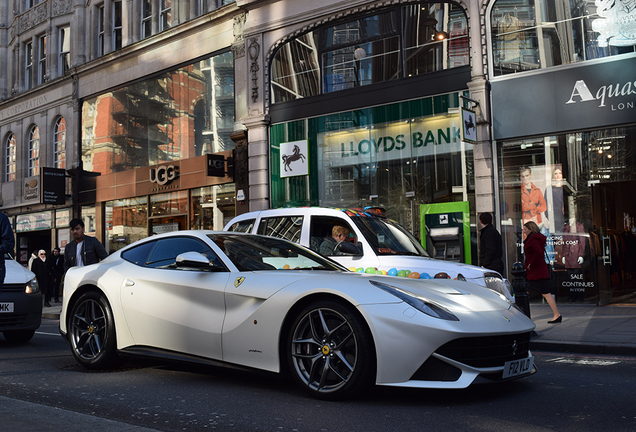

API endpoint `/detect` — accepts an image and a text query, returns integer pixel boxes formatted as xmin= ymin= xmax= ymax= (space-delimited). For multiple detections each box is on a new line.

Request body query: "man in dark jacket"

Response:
xmin=0 ymin=211 xmax=16 ymax=294
xmin=48 ymin=247 xmax=65 ymax=302
xmin=478 ymin=212 xmax=504 ymax=275
xmin=64 ymin=219 xmax=108 ymax=272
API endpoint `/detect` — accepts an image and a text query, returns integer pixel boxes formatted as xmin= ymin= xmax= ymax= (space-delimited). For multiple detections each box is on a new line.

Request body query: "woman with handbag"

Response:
xmin=523 ymin=221 xmax=562 ymax=323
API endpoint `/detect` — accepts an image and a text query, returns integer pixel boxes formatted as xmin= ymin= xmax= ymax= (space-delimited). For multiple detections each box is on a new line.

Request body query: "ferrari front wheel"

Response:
xmin=69 ymin=291 xmax=122 ymax=369
xmin=287 ymin=300 xmax=374 ymax=400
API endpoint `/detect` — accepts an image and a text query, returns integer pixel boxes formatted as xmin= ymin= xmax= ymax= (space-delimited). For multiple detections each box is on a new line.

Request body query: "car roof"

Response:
xmin=227 ymin=207 xmax=387 ymax=222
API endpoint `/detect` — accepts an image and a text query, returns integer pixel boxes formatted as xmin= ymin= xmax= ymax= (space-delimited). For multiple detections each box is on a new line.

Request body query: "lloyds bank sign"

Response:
xmin=319 ymin=115 xmax=467 ymax=166
xmin=492 ymin=55 xmax=636 ymax=140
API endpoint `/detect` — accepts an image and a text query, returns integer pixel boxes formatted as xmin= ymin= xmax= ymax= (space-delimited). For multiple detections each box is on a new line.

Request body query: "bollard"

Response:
xmin=510 ymin=262 xmax=531 ymax=319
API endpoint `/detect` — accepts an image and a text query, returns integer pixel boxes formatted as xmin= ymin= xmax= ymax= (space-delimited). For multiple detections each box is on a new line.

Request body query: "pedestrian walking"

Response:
xmin=478 ymin=212 xmax=504 ymax=275
xmin=0 ymin=211 xmax=16 ymax=294
xmin=64 ymin=218 xmax=108 ymax=272
xmin=523 ymin=221 xmax=562 ymax=323
xmin=32 ymin=249 xmax=52 ymax=307
xmin=48 ymin=247 xmax=64 ymax=302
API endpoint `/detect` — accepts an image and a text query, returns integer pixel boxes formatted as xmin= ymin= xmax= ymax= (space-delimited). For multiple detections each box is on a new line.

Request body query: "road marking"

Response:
xmin=546 ymin=357 xmax=620 ymax=366
xmin=35 ymin=331 xmax=62 ymax=336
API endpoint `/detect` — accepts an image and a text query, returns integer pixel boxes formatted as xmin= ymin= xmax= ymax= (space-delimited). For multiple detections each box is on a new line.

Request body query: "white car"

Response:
xmin=224 ymin=207 xmax=514 ymax=300
xmin=59 ymin=231 xmax=535 ymax=399
xmin=0 ymin=253 xmax=41 ymax=343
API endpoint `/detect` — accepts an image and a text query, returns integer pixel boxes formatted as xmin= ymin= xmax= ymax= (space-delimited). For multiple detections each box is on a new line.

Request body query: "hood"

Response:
xmin=4 ymin=259 xmax=36 ymax=284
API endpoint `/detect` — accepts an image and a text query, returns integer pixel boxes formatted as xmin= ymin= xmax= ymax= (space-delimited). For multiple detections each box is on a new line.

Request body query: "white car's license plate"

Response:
xmin=0 ymin=302 xmax=14 ymax=313
xmin=502 ymin=356 xmax=534 ymax=379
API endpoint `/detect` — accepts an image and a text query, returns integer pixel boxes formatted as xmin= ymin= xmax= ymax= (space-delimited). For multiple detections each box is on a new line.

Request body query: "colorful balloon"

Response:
xmin=397 ymin=270 xmax=408 ymax=277
xmin=365 ymin=267 xmax=377 ymax=274
xmin=419 ymin=273 xmax=432 ymax=279
xmin=348 ymin=267 xmax=358 ymax=272
xmin=388 ymin=268 xmax=398 ymax=276
xmin=408 ymin=272 xmax=420 ymax=279
xmin=356 ymin=267 xmax=364 ymax=273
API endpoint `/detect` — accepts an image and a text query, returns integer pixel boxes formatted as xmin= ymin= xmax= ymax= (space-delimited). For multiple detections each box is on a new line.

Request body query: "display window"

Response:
xmin=498 ymin=125 xmax=636 ymax=304
xmin=190 ymin=184 xmax=236 ymax=230
xmin=105 ymin=197 xmax=148 ymax=253
xmin=270 ymin=92 xmax=476 ymax=255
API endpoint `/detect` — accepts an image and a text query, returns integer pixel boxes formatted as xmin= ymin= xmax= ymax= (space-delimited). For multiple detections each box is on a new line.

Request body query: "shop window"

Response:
xmin=498 ymin=126 xmax=636 ymax=304
xmin=490 ymin=0 xmax=636 ymax=76
xmin=191 ymin=184 xmax=236 ymax=230
xmin=28 ymin=126 xmax=40 ymax=177
xmin=81 ymin=51 xmax=234 ymax=175
xmin=5 ymin=133 xmax=16 ymax=182
xmin=105 ymin=198 xmax=148 ymax=253
xmin=59 ymin=26 xmax=71 ymax=76
xmin=269 ymin=93 xmax=472 ymax=238
xmin=54 ymin=117 xmax=66 ymax=169
xmin=271 ymin=2 xmax=469 ymax=103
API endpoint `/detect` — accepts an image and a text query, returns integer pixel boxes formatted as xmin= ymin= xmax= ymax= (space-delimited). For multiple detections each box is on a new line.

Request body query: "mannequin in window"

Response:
xmin=562 ymin=217 xmax=586 ymax=302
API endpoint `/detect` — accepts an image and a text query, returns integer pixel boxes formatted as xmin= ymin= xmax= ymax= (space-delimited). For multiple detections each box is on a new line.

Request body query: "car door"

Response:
xmin=120 ymin=236 xmax=230 ymax=360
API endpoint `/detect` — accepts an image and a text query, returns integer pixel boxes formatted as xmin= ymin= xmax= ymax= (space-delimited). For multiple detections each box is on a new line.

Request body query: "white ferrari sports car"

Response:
xmin=60 ymin=231 xmax=536 ymax=400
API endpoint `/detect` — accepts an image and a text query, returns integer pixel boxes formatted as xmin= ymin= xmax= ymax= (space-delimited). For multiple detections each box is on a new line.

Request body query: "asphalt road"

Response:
xmin=1 ymin=318 xmax=635 ymax=432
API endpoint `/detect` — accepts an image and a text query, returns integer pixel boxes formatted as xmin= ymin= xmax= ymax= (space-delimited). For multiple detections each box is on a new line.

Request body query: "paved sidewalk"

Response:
xmin=43 ymin=302 xmax=636 ymax=355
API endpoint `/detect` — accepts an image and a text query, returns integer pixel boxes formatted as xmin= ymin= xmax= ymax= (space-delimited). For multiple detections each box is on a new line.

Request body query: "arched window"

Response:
xmin=28 ymin=126 xmax=40 ymax=177
xmin=271 ymin=2 xmax=469 ymax=103
xmin=54 ymin=117 xmax=66 ymax=169
xmin=5 ymin=134 xmax=16 ymax=182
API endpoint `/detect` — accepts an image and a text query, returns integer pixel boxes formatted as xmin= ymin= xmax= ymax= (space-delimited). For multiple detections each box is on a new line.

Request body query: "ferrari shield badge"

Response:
xmin=234 ymin=277 xmax=245 ymax=288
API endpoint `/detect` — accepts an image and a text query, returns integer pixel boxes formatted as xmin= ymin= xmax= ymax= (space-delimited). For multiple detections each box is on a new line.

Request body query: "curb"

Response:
xmin=530 ymin=340 xmax=636 ymax=356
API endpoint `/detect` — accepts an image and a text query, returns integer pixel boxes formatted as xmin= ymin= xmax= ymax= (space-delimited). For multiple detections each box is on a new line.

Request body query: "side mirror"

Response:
xmin=175 ymin=252 xmax=224 ymax=271
xmin=338 ymin=241 xmax=362 ymax=256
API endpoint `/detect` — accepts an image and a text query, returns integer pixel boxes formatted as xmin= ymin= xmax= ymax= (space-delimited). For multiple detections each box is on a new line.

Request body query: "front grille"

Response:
xmin=435 ymin=332 xmax=532 ymax=368
xmin=1 ymin=284 xmax=26 ymax=293
xmin=0 ymin=313 xmax=28 ymax=327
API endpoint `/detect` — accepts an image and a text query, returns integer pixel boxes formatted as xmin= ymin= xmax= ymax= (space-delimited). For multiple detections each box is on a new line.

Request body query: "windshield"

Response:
xmin=351 ymin=216 xmax=430 ymax=257
xmin=208 ymin=233 xmax=347 ymax=272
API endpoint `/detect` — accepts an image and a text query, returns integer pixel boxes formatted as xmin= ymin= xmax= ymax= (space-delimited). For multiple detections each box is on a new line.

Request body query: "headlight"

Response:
xmin=25 ymin=277 xmax=40 ymax=294
xmin=370 ymin=280 xmax=459 ymax=321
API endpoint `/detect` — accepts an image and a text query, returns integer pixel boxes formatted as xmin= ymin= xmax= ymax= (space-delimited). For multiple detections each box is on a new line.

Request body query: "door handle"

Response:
xmin=125 ymin=279 xmax=135 ymax=287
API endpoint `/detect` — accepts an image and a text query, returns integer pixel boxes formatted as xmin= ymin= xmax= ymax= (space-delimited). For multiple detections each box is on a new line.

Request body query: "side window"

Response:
xmin=145 ymin=237 xmax=223 ymax=269
xmin=258 ymin=216 xmax=303 ymax=243
xmin=121 ymin=241 xmax=156 ymax=266
xmin=226 ymin=219 xmax=255 ymax=233
xmin=310 ymin=216 xmax=355 ymax=255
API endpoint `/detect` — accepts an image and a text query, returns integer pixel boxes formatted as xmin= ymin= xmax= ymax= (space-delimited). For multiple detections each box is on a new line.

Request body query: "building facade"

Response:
xmin=1 ymin=0 xmax=635 ymax=304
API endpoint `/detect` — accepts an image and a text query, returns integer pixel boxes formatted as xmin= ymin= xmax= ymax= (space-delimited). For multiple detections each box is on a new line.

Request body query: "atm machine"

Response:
xmin=420 ymin=202 xmax=471 ymax=265
xmin=428 ymin=226 xmax=464 ymax=263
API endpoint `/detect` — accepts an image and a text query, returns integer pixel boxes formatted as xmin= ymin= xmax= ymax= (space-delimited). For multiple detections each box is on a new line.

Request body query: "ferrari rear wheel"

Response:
xmin=288 ymin=300 xmax=374 ymax=400
xmin=69 ymin=291 xmax=122 ymax=369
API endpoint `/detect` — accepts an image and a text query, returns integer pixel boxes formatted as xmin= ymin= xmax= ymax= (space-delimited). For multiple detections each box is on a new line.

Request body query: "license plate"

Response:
xmin=0 ymin=302 xmax=14 ymax=313
xmin=502 ymin=356 xmax=534 ymax=379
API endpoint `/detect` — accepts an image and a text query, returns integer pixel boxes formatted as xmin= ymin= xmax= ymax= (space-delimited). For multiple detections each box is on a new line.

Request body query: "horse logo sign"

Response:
xmin=461 ymin=107 xmax=477 ymax=143
xmin=280 ymin=140 xmax=309 ymax=178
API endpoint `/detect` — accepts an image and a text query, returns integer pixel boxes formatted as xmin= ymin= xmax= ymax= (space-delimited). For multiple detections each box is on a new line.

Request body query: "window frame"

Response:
xmin=28 ymin=126 xmax=40 ymax=177
xmin=112 ymin=0 xmax=123 ymax=51
xmin=5 ymin=134 xmax=16 ymax=182
xmin=160 ymin=0 xmax=172 ymax=32
xmin=25 ymin=42 xmax=33 ymax=90
xmin=59 ymin=26 xmax=71 ymax=76
xmin=38 ymin=34 xmax=47 ymax=85
xmin=54 ymin=117 xmax=66 ymax=169
xmin=142 ymin=0 xmax=153 ymax=39
xmin=97 ymin=5 xmax=105 ymax=57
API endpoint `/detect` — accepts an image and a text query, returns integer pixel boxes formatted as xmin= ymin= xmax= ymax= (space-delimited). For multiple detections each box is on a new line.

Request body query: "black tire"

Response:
xmin=68 ymin=291 xmax=122 ymax=369
xmin=287 ymin=300 xmax=375 ymax=400
xmin=3 ymin=329 xmax=36 ymax=343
